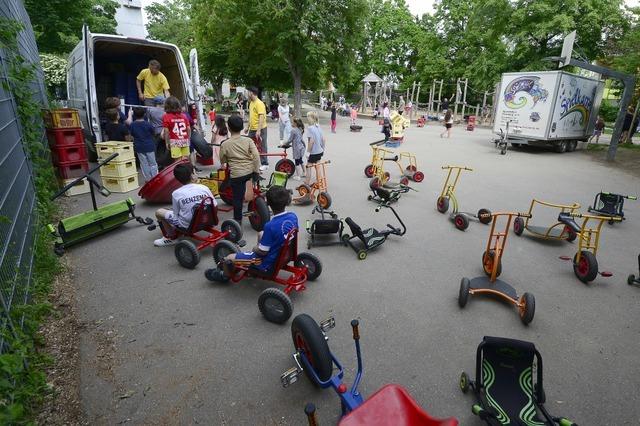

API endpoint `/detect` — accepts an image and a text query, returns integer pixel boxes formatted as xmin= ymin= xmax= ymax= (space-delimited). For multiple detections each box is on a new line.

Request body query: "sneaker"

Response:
xmin=259 ymin=165 xmax=269 ymax=171
xmin=204 ymin=268 xmax=229 ymax=283
xmin=154 ymin=237 xmax=177 ymax=247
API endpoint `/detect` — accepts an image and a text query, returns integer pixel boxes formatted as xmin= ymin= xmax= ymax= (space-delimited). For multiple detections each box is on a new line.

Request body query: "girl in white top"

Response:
xmin=277 ymin=98 xmax=291 ymax=142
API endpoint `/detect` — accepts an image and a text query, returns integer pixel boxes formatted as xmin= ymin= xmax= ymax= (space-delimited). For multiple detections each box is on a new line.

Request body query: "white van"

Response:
xmin=66 ymin=26 xmax=203 ymax=158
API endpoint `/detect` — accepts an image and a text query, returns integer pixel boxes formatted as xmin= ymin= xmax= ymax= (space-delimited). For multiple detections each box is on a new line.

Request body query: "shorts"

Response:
xmin=170 ymin=145 xmax=190 ymax=158
xmin=308 ymin=153 xmax=323 ymax=164
xmin=295 ymin=158 xmax=304 ymax=166
xmin=593 ymin=130 xmax=602 ymax=136
xmin=234 ymin=251 xmax=266 ymax=268
xmin=445 ymin=123 xmax=452 ymax=129
xmin=164 ymin=211 xmax=181 ymax=227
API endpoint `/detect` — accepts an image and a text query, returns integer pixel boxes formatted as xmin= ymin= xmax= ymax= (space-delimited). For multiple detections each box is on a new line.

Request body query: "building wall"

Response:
xmin=115 ymin=0 xmax=145 ymax=38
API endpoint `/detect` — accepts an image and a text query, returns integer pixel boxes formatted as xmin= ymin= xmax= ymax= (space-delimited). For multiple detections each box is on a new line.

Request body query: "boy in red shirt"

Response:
xmin=162 ymin=96 xmax=191 ymax=160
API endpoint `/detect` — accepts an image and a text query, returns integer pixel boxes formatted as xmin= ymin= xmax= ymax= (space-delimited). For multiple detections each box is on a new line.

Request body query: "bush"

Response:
xmin=599 ymin=100 xmax=619 ymax=123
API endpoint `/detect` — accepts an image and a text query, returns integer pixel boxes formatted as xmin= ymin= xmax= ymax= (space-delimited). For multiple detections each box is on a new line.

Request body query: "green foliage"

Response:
xmin=599 ymin=100 xmax=619 ymax=123
xmin=146 ymin=0 xmax=195 ymax=63
xmin=25 ymin=0 xmax=118 ymax=54
xmin=0 ymin=17 xmax=60 ymax=423
xmin=40 ymin=53 xmax=67 ymax=98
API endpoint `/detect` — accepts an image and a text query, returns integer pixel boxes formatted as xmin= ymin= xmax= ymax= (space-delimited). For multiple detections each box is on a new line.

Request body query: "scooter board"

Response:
xmin=469 ymin=276 xmax=518 ymax=301
xmin=525 ymin=224 xmax=568 ymax=239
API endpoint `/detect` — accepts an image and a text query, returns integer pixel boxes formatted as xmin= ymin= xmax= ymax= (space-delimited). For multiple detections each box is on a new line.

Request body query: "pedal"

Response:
xmin=237 ymin=239 xmax=247 ymax=248
xmin=319 ymin=317 xmax=335 ymax=332
xmin=280 ymin=366 xmax=302 ymax=388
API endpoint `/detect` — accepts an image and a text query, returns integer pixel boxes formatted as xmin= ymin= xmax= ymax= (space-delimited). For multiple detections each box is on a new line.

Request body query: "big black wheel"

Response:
xmin=249 ymin=197 xmax=270 ymax=232
xmin=218 ymin=180 xmax=233 ymax=205
xmin=513 ymin=216 xmax=525 ymax=236
xmin=518 ymin=292 xmax=535 ymax=325
xmin=291 ymin=314 xmax=333 ymax=384
xmin=317 ymin=192 xmax=332 ymax=209
xmin=564 ymin=226 xmax=577 ymax=242
xmin=459 ymin=371 xmax=470 ymax=393
xmin=221 ymin=219 xmax=242 ymax=243
xmin=436 ymin=196 xmax=449 ymax=213
xmin=628 ymin=274 xmax=637 ymax=286
xmin=275 ymin=159 xmax=296 ymax=177
xmin=454 ymin=214 xmax=469 ymax=231
xmin=554 ymin=141 xmax=568 ymax=153
xmin=364 ymin=164 xmax=375 ymax=178
xmin=295 ymin=252 xmax=323 ymax=281
xmin=567 ymin=140 xmax=578 ymax=152
xmin=477 ymin=209 xmax=492 ymax=224
xmin=573 ymin=251 xmax=598 ymax=283
xmin=258 ymin=288 xmax=293 ymax=324
xmin=175 ymin=240 xmax=200 ymax=269
xmin=213 ymin=240 xmax=240 ymax=264
xmin=482 ymin=250 xmax=502 ymax=278
xmin=459 ymin=277 xmax=470 ymax=308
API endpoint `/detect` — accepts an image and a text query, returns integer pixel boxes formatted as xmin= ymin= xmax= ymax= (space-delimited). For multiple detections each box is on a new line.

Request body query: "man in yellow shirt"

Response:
xmin=245 ymin=86 xmax=269 ymax=170
xmin=136 ymin=60 xmax=170 ymax=106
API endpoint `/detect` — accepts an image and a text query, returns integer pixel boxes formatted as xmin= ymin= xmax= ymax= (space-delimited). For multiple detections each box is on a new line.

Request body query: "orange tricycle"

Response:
xmin=294 ymin=160 xmax=332 ymax=209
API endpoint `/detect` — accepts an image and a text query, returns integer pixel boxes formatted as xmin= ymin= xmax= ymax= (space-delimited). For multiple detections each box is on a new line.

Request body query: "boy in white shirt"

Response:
xmin=154 ymin=163 xmax=214 ymax=246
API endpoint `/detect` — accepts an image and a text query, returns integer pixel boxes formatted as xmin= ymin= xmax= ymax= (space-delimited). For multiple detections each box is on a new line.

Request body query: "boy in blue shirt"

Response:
xmin=129 ymin=107 xmax=158 ymax=182
xmin=205 ymin=186 xmax=298 ymax=282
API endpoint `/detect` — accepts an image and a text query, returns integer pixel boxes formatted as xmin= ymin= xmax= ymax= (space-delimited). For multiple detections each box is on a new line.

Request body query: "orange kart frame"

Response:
xmin=458 ymin=212 xmax=536 ymax=325
xmin=513 ymin=199 xmax=581 ymax=241
xmin=294 ymin=160 xmax=332 ymax=209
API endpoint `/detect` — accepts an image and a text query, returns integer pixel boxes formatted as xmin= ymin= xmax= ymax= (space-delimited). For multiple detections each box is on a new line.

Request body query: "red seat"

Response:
xmin=339 ymin=384 xmax=458 ymax=426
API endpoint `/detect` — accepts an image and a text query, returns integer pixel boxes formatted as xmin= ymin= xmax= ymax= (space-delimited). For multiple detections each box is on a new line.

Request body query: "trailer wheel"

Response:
xmin=554 ymin=141 xmax=568 ymax=153
xmin=567 ymin=140 xmax=578 ymax=152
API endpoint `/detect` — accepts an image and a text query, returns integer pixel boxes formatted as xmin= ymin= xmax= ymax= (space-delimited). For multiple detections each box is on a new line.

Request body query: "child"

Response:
xmin=104 ymin=108 xmax=131 ymax=141
xmin=350 ymin=104 xmax=358 ymax=126
xmin=440 ymin=110 xmax=453 ymax=138
xmin=105 ymin=96 xmax=132 ymax=125
xmin=208 ymin=107 xmax=216 ymax=127
xmin=129 ymin=107 xmax=158 ymax=182
xmin=153 ymin=163 xmax=214 ymax=247
xmin=381 ymin=117 xmax=391 ymax=142
xmin=162 ymin=96 xmax=191 ymax=161
xmin=204 ymin=185 xmax=298 ymax=282
xmin=305 ymin=111 xmax=325 ymax=185
xmin=282 ymin=117 xmax=305 ymax=181
xmin=330 ymin=103 xmax=337 ymax=133
xmin=589 ymin=115 xmax=605 ymax=144
xmin=210 ymin=115 xmax=228 ymax=165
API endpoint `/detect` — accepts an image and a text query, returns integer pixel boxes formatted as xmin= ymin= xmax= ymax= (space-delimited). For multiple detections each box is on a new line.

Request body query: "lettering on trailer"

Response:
xmin=558 ymin=79 xmax=595 ymax=128
xmin=503 ymin=76 xmax=549 ymax=109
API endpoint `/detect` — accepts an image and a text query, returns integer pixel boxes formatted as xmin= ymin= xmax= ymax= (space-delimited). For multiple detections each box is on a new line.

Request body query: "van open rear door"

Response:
xmin=82 ymin=25 xmax=101 ymax=144
xmin=189 ymin=48 xmax=205 ymax=128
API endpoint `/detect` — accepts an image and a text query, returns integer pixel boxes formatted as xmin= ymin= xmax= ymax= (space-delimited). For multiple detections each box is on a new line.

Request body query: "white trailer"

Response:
xmin=493 ymin=71 xmax=604 ymax=153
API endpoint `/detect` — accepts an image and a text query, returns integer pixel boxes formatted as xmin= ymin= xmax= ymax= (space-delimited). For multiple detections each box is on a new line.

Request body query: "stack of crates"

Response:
xmin=96 ymin=141 xmax=139 ymax=193
xmin=44 ymin=108 xmax=91 ymax=196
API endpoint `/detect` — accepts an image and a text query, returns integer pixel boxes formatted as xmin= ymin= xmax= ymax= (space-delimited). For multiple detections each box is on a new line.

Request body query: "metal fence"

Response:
xmin=0 ymin=0 xmax=48 ymax=351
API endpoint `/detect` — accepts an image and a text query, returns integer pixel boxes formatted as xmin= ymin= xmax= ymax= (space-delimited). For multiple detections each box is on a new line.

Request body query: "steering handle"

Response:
xmin=517 ymin=212 xmax=532 ymax=218
xmin=369 ymin=139 xmax=386 ymax=146
xmin=351 ymin=319 xmax=360 ymax=340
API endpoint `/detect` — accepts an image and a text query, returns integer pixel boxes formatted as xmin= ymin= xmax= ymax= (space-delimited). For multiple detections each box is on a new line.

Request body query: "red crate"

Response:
xmin=196 ymin=153 xmax=214 ymax=166
xmin=50 ymin=143 xmax=87 ymax=164
xmin=46 ymin=128 xmax=84 ymax=147
xmin=55 ymin=160 xmax=89 ymax=180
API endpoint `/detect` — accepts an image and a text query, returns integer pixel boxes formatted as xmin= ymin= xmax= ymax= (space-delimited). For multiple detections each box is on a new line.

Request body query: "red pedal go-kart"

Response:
xmin=149 ymin=197 xmax=243 ymax=269
xmin=281 ymin=314 xmax=458 ymax=426
xmin=207 ymin=228 xmax=322 ymax=324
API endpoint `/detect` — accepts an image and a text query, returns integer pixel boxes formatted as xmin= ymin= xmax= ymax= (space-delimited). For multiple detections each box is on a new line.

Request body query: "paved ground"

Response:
xmin=65 ymin=114 xmax=640 ymax=425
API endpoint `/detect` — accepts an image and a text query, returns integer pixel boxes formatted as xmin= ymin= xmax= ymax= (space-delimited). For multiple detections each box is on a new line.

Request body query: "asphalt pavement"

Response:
xmin=65 ymin=113 xmax=640 ymax=424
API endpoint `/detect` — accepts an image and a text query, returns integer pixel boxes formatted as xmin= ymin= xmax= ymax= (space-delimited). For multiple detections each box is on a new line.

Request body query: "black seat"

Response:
xmin=345 ymin=217 xmax=386 ymax=249
xmin=590 ymin=192 xmax=623 ymax=217
xmin=557 ymin=212 xmax=581 ymax=233
xmin=312 ymin=219 xmax=341 ymax=234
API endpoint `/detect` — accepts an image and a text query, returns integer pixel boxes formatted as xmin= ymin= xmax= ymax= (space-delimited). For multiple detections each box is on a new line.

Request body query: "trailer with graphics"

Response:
xmin=493 ymin=71 xmax=605 ymax=153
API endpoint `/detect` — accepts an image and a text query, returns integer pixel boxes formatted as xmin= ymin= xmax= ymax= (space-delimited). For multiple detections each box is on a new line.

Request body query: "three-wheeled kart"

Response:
xmin=513 ymin=199 xmax=580 ymax=242
xmin=436 ymin=165 xmax=492 ymax=231
xmin=294 ymin=160 xmax=333 ymax=209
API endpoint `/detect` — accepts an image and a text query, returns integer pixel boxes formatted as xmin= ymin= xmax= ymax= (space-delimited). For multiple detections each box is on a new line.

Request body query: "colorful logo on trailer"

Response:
xmin=504 ymin=76 xmax=548 ymax=109
xmin=559 ymin=87 xmax=593 ymax=127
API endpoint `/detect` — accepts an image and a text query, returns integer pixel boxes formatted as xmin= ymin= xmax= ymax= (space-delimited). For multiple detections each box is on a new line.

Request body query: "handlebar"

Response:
xmin=566 ymin=212 xmax=622 ymax=221
xmin=441 ymin=165 xmax=473 ymax=171
xmin=351 ymin=319 xmax=360 ymax=340
xmin=369 ymin=139 xmax=386 ymax=146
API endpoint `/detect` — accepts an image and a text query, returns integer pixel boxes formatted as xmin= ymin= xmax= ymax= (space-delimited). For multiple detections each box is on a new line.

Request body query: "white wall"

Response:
xmin=115 ymin=0 xmax=145 ymax=38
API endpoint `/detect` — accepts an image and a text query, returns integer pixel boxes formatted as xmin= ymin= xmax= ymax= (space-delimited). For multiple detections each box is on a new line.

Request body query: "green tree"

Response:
xmin=146 ymin=0 xmax=195 ymax=62
xmin=25 ymin=0 xmax=117 ymax=54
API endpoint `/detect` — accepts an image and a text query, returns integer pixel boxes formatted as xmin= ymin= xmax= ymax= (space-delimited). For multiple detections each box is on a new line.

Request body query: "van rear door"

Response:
xmin=82 ymin=25 xmax=101 ymax=143
xmin=189 ymin=48 xmax=205 ymax=127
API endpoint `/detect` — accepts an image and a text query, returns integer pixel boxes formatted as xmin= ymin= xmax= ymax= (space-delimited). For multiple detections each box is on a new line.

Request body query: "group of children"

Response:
xmin=281 ymin=111 xmax=326 ymax=183
xmin=103 ymin=96 xmax=198 ymax=182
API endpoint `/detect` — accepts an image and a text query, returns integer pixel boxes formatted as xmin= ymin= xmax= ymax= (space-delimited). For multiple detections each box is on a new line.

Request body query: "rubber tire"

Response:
xmin=459 ymin=277 xmax=470 ymax=308
xmin=565 ymin=226 xmax=577 ymax=242
xmin=454 ymin=214 xmax=469 ymax=231
xmin=437 ymin=196 xmax=449 ymax=213
xmin=175 ymin=240 xmax=200 ymax=269
xmin=295 ymin=252 xmax=323 ymax=281
xmin=258 ymin=288 xmax=293 ymax=324
xmin=364 ymin=164 xmax=375 ymax=178
xmin=567 ymin=140 xmax=578 ymax=152
xmin=249 ymin=197 xmax=270 ymax=232
xmin=459 ymin=371 xmax=470 ymax=393
xmin=628 ymin=274 xmax=636 ymax=286
xmin=369 ymin=177 xmax=381 ymax=190
xmin=500 ymin=146 xmax=506 ymax=155
xmin=519 ymin=292 xmax=535 ymax=325
xmin=554 ymin=141 xmax=568 ymax=153
xmin=218 ymin=181 xmax=233 ymax=205
xmin=511 ymin=143 xmax=521 ymax=148
xmin=482 ymin=250 xmax=502 ymax=278
xmin=213 ymin=240 xmax=240 ymax=264
xmin=317 ymin=192 xmax=332 ymax=209
xmin=191 ymin=130 xmax=213 ymax=158
xmin=221 ymin=219 xmax=242 ymax=243
xmin=297 ymin=184 xmax=312 ymax=196
xmin=275 ymin=159 xmax=295 ymax=177
xmin=514 ymin=217 xmax=524 ymax=236
xmin=291 ymin=314 xmax=333 ymax=384
xmin=412 ymin=171 xmax=424 ymax=182
xmin=357 ymin=250 xmax=367 ymax=260
xmin=573 ymin=251 xmax=598 ymax=283
xmin=478 ymin=209 xmax=492 ymax=224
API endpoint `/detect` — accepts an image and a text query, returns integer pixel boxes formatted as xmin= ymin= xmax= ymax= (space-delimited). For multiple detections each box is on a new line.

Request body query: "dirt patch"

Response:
xmin=36 ymin=257 xmax=87 ymax=425
xmin=581 ymin=144 xmax=640 ymax=178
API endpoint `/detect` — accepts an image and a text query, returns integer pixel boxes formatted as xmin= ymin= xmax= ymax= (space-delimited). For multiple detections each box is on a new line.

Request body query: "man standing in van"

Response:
xmin=136 ymin=60 xmax=171 ymax=106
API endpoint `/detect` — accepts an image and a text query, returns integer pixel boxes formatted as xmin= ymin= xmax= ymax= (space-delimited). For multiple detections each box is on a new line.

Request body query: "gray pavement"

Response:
xmin=66 ymin=114 xmax=640 ymax=425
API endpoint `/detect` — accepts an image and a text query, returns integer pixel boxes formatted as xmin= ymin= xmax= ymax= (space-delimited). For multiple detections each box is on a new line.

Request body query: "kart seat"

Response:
xmin=247 ymin=228 xmax=297 ymax=277
xmin=557 ymin=212 xmax=581 ymax=233
xmin=311 ymin=219 xmax=342 ymax=234
xmin=186 ymin=197 xmax=219 ymax=234
xmin=344 ymin=217 xmax=386 ymax=249
xmin=589 ymin=192 xmax=624 ymax=217
xmin=339 ymin=384 xmax=458 ymax=426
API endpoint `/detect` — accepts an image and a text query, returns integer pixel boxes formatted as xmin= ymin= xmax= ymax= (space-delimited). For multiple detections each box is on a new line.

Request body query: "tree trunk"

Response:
xmin=293 ymin=70 xmax=302 ymax=117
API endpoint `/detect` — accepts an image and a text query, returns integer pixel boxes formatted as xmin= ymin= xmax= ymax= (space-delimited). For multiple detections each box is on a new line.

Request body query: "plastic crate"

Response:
xmin=43 ymin=108 xmax=81 ymax=129
xmin=51 ymin=143 xmax=87 ymax=164
xmin=58 ymin=178 xmax=90 ymax=197
xmin=96 ymin=141 xmax=135 ymax=162
xmin=99 ymin=159 xmax=137 ymax=178
xmin=102 ymin=173 xmax=139 ymax=193
xmin=46 ymin=128 xmax=84 ymax=147
xmin=198 ymin=178 xmax=219 ymax=195
xmin=56 ymin=160 xmax=89 ymax=179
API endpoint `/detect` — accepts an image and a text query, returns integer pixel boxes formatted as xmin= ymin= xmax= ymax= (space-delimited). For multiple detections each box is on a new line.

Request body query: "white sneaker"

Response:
xmin=154 ymin=237 xmax=177 ymax=247
xmin=259 ymin=165 xmax=269 ymax=171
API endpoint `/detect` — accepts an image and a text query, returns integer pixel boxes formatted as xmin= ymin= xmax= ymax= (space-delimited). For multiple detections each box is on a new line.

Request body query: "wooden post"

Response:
xmin=414 ymin=82 xmax=421 ymax=119
xmin=461 ymin=78 xmax=468 ymax=120
xmin=481 ymin=91 xmax=488 ymax=124
xmin=437 ymin=80 xmax=443 ymax=112
xmin=453 ymin=78 xmax=460 ymax=121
